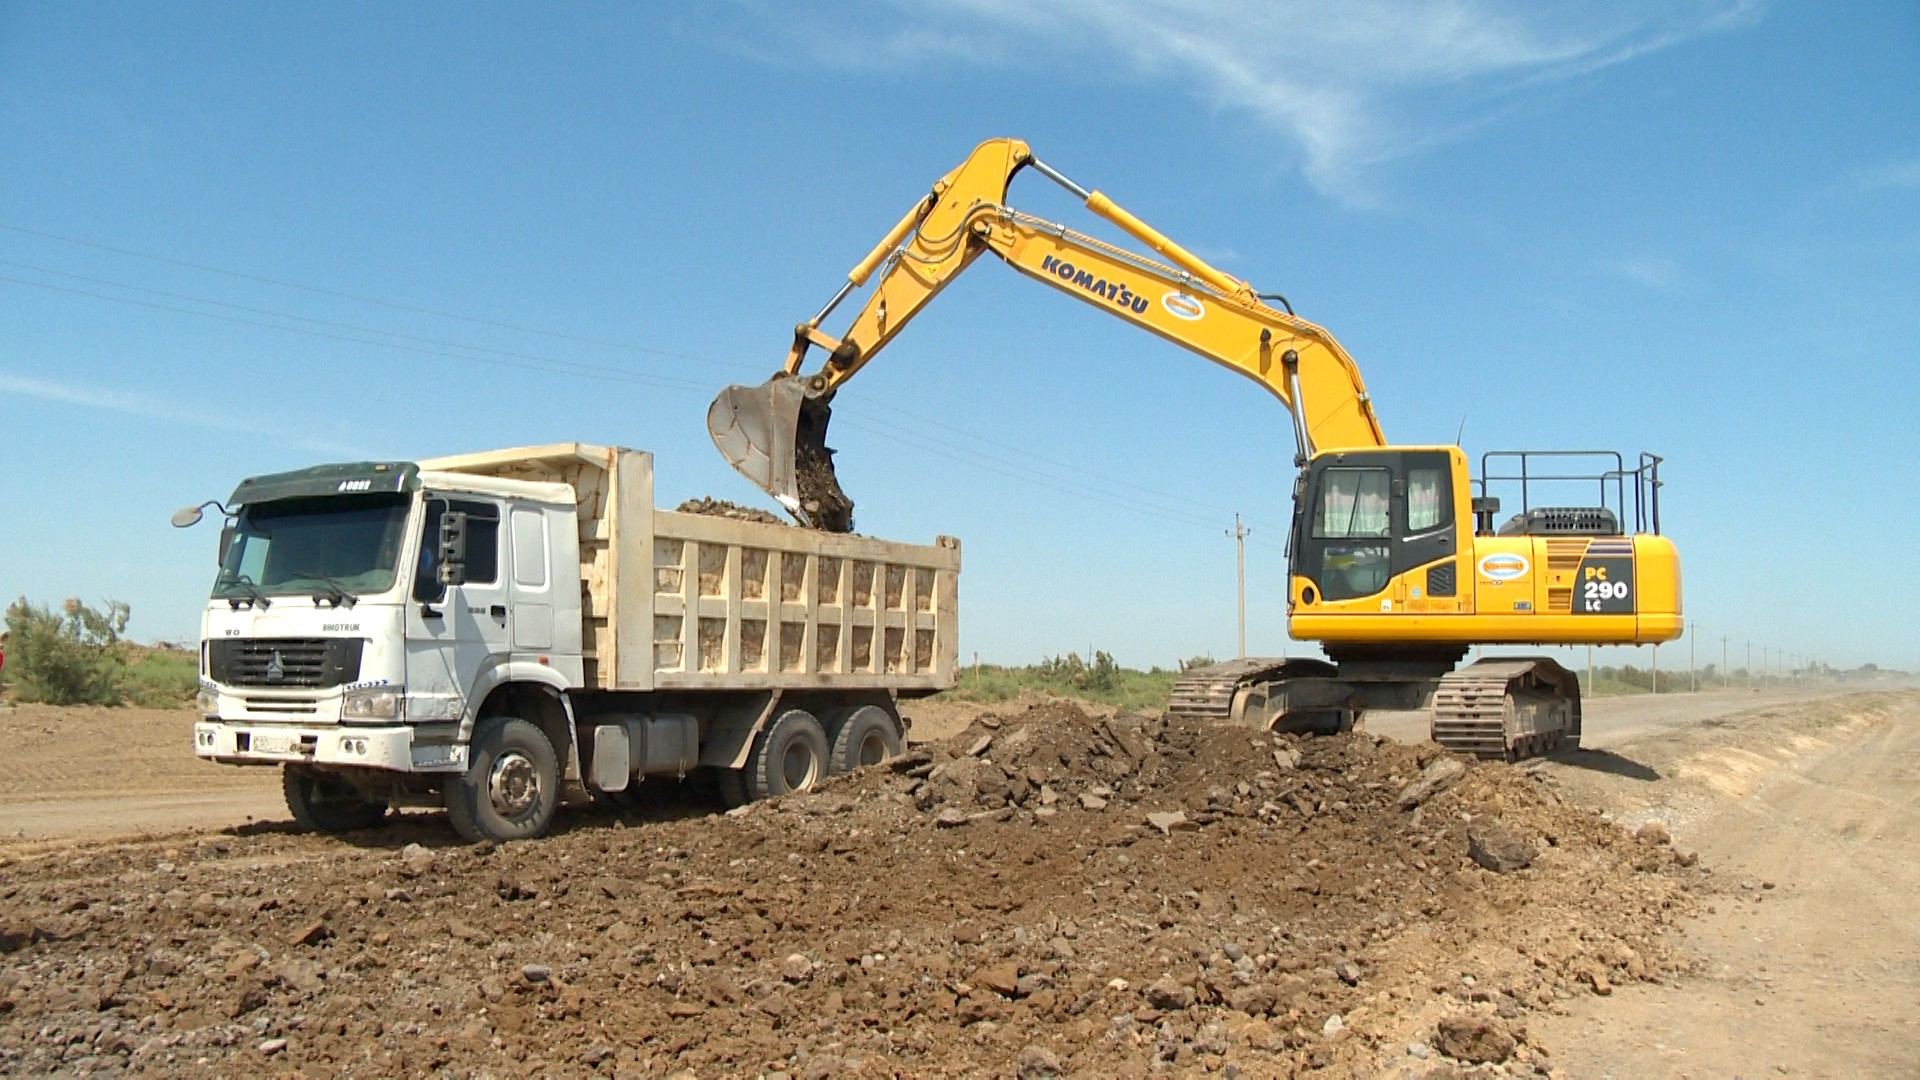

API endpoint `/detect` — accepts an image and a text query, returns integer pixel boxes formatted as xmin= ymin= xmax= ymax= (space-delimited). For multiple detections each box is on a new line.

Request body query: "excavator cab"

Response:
xmin=1290 ymin=448 xmax=1460 ymax=607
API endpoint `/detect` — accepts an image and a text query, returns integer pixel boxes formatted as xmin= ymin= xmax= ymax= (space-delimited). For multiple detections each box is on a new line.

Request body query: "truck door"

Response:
xmin=405 ymin=495 xmax=511 ymax=724
xmin=507 ymin=503 xmax=554 ymax=654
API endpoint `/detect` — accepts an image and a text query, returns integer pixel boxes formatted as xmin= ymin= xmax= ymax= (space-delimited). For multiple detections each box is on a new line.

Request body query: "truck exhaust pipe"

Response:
xmin=707 ymin=376 xmax=855 ymax=532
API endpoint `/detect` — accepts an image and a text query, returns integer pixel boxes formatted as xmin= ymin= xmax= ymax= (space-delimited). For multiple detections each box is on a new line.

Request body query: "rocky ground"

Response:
xmin=0 ymin=701 xmax=1702 ymax=1077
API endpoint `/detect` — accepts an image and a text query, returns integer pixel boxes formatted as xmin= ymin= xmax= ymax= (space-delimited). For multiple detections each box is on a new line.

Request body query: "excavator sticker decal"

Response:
xmin=1162 ymin=292 xmax=1206 ymax=320
xmin=1477 ymin=553 xmax=1529 ymax=581
xmin=1575 ymin=543 xmax=1636 ymax=614
xmin=1039 ymin=255 xmax=1151 ymax=314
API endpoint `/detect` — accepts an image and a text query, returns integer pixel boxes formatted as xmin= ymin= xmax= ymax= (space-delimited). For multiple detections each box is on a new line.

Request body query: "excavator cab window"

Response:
xmin=1309 ymin=467 xmax=1392 ymax=600
xmin=1408 ymin=466 xmax=1447 ymax=532
xmin=1295 ymin=451 xmax=1457 ymax=603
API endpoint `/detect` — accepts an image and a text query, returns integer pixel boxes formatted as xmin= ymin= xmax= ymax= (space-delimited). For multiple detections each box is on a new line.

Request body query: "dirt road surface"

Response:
xmin=0 ymin=704 xmax=282 ymax=847
xmin=1373 ymin=684 xmax=1920 ymax=1078
xmin=0 ymin=684 xmax=1913 ymax=1076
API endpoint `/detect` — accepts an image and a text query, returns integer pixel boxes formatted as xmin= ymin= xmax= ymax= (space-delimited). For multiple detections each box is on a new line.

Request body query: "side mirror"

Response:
xmin=437 ymin=511 xmax=469 ymax=587
xmin=171 ymin=505 xmax=205 ymax=528
xmin=218 ymin=525 xmax=237 ymax=567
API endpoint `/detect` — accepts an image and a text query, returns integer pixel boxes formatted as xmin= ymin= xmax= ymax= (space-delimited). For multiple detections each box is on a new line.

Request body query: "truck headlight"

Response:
xmin=196 ymin=688 xmax=218 ymax=715
xmin=342 ymin=686 xmax=404 ymax=721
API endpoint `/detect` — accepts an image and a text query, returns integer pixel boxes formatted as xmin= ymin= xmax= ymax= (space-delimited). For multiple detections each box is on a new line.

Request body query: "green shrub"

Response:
xmin=946 ymin=651 xmax=1178 ymax=711
xmin=3 ymin=597 xmax=130 ymax=706
xmin=122 ymin=647 xmax=200 ymax=707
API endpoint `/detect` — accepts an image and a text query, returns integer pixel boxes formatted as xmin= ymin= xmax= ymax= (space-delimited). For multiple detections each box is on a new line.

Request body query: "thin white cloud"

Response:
xmin=735 ymin=1 xmax=1763 ymax=205
xmin=0 ymin=371 xmax=371 ymax=458
xmin=1602 ymin=255 xmax=1684 ymax=293
xmin=1845 ymin=158 xmax=1920 ymax=195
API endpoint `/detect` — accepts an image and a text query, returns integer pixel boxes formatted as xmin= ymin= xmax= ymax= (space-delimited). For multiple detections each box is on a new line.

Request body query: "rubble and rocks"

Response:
xmin=1397 ymin=756 xmax=1468 ymax=810
xmin=1466 ymin=816 xmax=1537 ymax=872
xmin=0 ymin=699 xmax=1697 ymax=1077
xmin=674 ymin=497 xmax=786 ymax=525
xmin=1432 ymin=1014 xmax=1519 ymax=1064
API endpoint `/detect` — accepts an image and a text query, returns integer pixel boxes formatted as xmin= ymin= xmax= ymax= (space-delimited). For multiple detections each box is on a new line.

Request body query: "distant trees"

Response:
xmin=1036 ymin=650 xmax=1122 ymax=693
xmin=3 ymin=596 xmax=131 ymax=706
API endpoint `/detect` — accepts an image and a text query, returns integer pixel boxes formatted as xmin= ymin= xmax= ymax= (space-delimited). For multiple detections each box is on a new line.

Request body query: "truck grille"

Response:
xmin=210 ymin=638 xmax=362 ymax=689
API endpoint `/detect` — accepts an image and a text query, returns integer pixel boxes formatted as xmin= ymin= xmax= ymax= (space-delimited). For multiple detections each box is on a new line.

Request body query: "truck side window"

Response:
xmin=510 ymin=507 xmax=548 ymax=589
xmin=415 ymin=498 xmax=501 ymax=602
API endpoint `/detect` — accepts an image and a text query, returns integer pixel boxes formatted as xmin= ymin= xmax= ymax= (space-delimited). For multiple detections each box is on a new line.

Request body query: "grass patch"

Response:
xmin=121 ymin=645 xmax=199 ymax=708
xmin=937 ymin=653 xmax=1182 ymax=712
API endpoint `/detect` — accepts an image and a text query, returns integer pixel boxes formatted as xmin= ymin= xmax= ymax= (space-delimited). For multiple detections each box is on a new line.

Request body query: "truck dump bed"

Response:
xmin=419 ymin=443 xmax=960 ymax=693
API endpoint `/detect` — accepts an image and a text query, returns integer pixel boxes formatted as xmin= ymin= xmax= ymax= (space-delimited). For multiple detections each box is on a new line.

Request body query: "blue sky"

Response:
xmin=2 ymin=1 xmax=1915 ymax=672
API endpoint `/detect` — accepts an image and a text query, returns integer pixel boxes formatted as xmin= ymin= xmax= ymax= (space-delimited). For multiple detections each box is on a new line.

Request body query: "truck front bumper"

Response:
xmin=193 ymin=722 xmax=468 ymax=773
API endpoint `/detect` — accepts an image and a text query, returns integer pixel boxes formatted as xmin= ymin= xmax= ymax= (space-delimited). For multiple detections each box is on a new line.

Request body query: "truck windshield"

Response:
xmin=213 ymin=494 xmax=412 ymax=600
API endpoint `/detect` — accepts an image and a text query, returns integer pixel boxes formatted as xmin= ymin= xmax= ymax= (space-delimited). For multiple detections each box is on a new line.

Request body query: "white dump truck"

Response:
xmin=175 ymin=443 xmax=960 ymax=841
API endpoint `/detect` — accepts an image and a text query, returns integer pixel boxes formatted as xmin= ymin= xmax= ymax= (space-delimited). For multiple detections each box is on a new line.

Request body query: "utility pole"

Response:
xmin=1762 ymin=645 xmax=1770 ymax=689
xmin=1689 ymin=620 xmax=1697 ymax=692
xmin=1586 ymin=644 xmax=1593 ymax=693
xmin=1652 ymin=643 xmax=1659 ymax=694
xmin=1721 ymin=635 xmax=1729 ymax=689
xmin=1228 ymin=513 xmax=1249 ymax=659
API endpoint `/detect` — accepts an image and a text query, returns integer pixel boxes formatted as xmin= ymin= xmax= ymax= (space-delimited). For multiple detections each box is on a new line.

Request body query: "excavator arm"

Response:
xmin=708 ymin=138 xmax=1385 ymax=530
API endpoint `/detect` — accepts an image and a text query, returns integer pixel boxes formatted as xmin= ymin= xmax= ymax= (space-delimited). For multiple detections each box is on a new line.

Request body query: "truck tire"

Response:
xmin=828 ymin=704 xmax=902 ymax=774
xmin=749 ymin=708 xmax=829 ymax=800
xmin=282 ymin=765 xmax=387 ymax=833
xmin=445 ymin=717 xmax=560 ymax=842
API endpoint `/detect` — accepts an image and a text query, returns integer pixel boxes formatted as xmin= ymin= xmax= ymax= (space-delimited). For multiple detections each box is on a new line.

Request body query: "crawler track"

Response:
xmin=1167 ymin=657 xmax=1296 ymax=723
xmin=1431 ymin=658 xmax=1582 ymax=761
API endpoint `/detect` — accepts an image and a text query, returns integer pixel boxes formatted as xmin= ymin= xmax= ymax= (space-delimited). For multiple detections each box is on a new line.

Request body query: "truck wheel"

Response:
xmin=282 ymin=765 xmax=387 ymax=833
xmin=828 ymin=704 xmax=902 ymax=774
xmin=749 ymin=708 xmax=829 ymax=800
xmin=445 ymin=717 xmax=559 ymax=842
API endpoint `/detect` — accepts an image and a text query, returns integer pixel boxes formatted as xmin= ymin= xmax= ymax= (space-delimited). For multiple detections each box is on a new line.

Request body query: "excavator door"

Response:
xmin=1292 ymin=449 xmax=1460 ymax=607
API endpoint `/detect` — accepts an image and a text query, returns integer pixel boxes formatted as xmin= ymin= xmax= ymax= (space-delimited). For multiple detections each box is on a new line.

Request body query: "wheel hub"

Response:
xmin=488 ymin=751 xmax=541 ymax=817
xmin=782 ymin=740 xmax=818 ymax=790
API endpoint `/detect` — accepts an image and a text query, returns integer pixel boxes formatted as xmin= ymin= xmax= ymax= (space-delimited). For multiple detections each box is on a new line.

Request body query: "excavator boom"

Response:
xmin=708 ymin=137 xmax=1384 ymax=528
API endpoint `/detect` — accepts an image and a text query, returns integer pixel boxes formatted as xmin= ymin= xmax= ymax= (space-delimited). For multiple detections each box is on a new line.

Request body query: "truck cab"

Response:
xmin=189 ymin=460 xmax=586 ymax=835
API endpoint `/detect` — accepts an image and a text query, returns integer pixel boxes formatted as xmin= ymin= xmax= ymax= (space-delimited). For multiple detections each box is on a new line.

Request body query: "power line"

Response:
xmin=0 ymin=221 xmax=726 ymax=362
xmin=0 ymin=274 xmax=716 ymax=394
xmin=0 ymin=271 xmax=1244 ymax=536
xmin=0 ymin=259 xmax=733 ymax=385
xmin=3 ymin=221 xmax=1293 ymax=535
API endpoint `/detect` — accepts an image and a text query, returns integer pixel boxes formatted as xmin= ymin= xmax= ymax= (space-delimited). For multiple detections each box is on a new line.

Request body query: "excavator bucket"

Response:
xmin=707 ymin=376 xmax=855 ymax=532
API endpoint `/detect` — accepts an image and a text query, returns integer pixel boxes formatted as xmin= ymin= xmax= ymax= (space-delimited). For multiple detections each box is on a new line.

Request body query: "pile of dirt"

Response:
xmin=674 ymin=497 xmax=787 ymax=526
xmin=0 ymin=701 xmax=1699 ymax=1077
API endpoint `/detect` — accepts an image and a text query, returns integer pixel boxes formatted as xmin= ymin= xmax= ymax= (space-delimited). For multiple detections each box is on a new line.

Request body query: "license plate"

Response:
xmin=251 ymin=732 xmax=296 ymax=755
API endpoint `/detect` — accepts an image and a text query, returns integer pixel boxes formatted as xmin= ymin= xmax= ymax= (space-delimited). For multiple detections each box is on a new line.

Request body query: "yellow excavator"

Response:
xmin=708 ymin=138 xmax=1682 ymax=760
